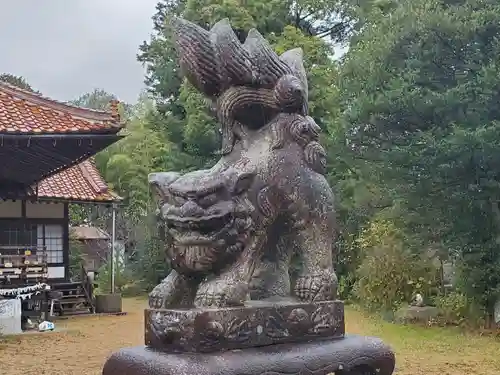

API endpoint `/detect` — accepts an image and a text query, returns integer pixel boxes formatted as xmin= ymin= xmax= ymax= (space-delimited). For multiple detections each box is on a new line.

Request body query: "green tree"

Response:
xmin=133 ymin=0 xmax=355 ymax=290
xmin=353 ymin=218 xmax=438 ymax=311
xmin=0 ymin=73 xmax=37 ymax=92
xmin=69 ymin=89 xmax=174 ymax=290
xmin=68 ymin=89 xmax=132 ymax=239
xmin=340 ymin=0 xmax=500 ymax=317
xmin=70 ymin=88 xmax=132 ymax=116
xmin=71 ymin=88 xmax=117 ymax=110
xmin=138 ymin=0 xmax=344 ymax=172
xmin=68 ymin=236 xmax=85 ymax=280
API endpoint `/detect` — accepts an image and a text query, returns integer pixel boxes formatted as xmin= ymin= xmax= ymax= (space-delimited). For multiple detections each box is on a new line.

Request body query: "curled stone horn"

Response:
xmin=279 ymin=48 xmax=308 ymax=113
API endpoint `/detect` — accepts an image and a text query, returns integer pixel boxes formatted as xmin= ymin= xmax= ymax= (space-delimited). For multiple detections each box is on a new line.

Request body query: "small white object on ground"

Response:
xmin=38 ymin=320 xmax=55 ymax=332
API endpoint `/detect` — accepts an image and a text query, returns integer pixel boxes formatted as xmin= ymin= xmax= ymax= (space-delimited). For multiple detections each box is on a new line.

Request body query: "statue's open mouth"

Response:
xmin=161 ymin=200 xmax=253 ymax=273
xmin=165 ymin=212 xmax=235 ymax=245
xmin=151 ymin=167 xmax=256 ymax=273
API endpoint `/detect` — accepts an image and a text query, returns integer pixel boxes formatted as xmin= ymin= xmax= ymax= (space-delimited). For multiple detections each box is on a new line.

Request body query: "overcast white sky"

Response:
xmin=1 ymin=1 xmax=347 ymax=105
xmin=0 ymin=0 xmax=158 ymax=103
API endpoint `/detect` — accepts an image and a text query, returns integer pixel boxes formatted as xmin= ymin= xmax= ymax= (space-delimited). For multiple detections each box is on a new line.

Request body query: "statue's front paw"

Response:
xmin=149 ymin=281 xmax=175 ymax=309
xmin=148 ymin=270 xmax=196 ymax=308
xmin=195 ymin=279 xmax=249 ymax=308
xmin=294 ymin=269 xmax=338 ymax=302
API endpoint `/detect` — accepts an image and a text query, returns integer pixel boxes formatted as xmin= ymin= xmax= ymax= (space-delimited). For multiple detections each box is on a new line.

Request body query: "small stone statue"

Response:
xmin=411 ymin=293 xmax=425 ymax=307
xmin=149 ymin=17 xmax=338 ymax=310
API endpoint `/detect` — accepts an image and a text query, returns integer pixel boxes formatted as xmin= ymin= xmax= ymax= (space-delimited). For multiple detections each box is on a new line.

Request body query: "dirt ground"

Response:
xmin=1 ymin=298 xmax=499 ymax=375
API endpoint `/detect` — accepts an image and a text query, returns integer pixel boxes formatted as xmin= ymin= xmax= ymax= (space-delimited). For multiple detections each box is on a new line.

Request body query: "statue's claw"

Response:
xmin=195 ymin=279 xmax=249 ymax=308
xmin=149 ymin=280 xmax=174 ymax=309
xmin=148 ymin=270 xmax=196 ymax=309
xmin=294 ymin=270 xmax=338 ymax=302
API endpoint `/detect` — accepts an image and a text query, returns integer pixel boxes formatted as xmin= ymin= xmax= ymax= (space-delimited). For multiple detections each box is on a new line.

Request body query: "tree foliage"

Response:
xmin=137 ymin=0 xmax=342 ymax=172
xmin=65 ymin=0 xmax=500 ymax=322
xmin=340 ymin=0 xmax=500 ymax=315
xmin=71 ymin=88 xmax=117 ymax=110
xmin=69 ymin=88 xmax=173 ymax=292
xmin=353 ymin=218 xmax=438 ymax=311
xmin=0 ymin=73 xmax=37 ymax=92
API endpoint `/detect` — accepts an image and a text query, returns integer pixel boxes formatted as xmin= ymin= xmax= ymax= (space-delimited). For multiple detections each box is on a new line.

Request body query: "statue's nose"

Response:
xmin=181 ymin=200 xmax=204 ymax=217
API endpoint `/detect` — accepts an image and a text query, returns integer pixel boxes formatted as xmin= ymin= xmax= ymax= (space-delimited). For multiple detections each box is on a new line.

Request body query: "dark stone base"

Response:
xmin=145 ymin=300 xmax=344 ymax=353
xmin=102 ymin=335 xmax=395 ymax=375
xmin=95 ymin=294 xmax=123 ymax=314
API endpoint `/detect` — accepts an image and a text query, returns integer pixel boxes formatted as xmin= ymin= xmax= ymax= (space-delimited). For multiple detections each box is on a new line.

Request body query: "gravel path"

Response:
xmin=0 ymin=298 xmax=144 ymax=375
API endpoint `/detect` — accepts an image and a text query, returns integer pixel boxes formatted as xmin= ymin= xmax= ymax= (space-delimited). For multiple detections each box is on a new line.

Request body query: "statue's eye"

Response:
xmin=198 ymin=193 xmax=217 ymax=207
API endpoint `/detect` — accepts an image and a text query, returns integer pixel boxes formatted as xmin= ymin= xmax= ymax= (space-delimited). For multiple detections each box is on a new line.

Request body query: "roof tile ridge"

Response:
xmin=0 ymin=82 xmax=123 ymax=126
xmin=78 ymin=159 xmax=108 ymax=194
xmin=0 ymin=81 xmax=45 ymax=97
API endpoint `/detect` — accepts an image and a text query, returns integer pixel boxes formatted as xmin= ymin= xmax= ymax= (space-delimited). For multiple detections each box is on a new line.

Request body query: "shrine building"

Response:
xmin=0 ymin=81 xmax=124 ymax=316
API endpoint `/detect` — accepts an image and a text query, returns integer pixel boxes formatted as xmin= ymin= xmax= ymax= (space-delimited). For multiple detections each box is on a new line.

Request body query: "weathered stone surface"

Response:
xmin=103 ymin=335 xmax=395 ymax=375
xmin=148 ymin=17 xmax=338 ymax=311
xmin=104 ymin=16 xmax=395 ymax=375
xmin=145 ymin=300 xmax=344 ymax=353
xmin=395 ymin=305 xmax=439 ymax=324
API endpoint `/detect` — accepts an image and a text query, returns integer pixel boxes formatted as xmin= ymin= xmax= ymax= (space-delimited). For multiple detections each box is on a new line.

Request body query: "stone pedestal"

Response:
xmin=95 ymin=294 xmax=123 ymax=314
xmin=146 ymin=300 xmax=344 ymax=353
xmin=102 ymin=335 xmax=395 ymax=375
xmin=103 ymin=299 xmax=395 ymax=375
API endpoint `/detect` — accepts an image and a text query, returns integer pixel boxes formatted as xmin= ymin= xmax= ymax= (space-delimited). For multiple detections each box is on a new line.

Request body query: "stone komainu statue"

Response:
xmin=102 ymin=17 xmax=394 ymax=375
xmin=149 ymin=17 xmax=338 ymax=309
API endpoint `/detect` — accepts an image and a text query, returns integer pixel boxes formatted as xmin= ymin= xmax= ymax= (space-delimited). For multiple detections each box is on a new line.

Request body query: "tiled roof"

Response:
xmin=70 ymin=226 xmax=110 ymax=241
xmin=36 ymin=159 xmax=122 ymax=203
xmin=0 ymin=82 xmax=123 ymax=134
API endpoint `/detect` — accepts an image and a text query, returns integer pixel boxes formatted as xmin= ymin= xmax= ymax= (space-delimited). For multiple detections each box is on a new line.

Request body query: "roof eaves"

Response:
xmin=0 ymin=82 xmax=124 ymax=129
xmin=37 ymin=195 xmax=121 ymax=204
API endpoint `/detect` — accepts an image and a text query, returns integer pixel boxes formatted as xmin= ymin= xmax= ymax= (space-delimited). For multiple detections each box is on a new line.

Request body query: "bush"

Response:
xmin=95 ymin=256 xmax=132 ymax=294
xmin=68 ymin=237 xmax=85 ymax=280
xmin=353 ymin=219 xmax=438 ymax=312
xmin=433 ymin=292 xmax=485 ymax=327
xmin=337 ymin=274 xmax=355 ymax=302
xmin=129 ymin=234 xmax=170 ymax=292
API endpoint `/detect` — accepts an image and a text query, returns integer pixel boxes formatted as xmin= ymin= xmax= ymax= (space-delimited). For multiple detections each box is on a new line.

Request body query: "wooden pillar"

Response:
xmin=63 ymin=202 xmax=70 ymax=281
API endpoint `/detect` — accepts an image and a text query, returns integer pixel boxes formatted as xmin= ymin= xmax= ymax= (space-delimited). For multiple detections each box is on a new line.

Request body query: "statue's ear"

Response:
xmin=233 ymin=172 xmax=255 ymax=195
xmin=148 ymin=172 xmax=181 ymax=203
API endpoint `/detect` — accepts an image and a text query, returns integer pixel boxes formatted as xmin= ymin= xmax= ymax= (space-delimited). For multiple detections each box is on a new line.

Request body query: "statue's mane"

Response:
xmin=169 ymin=17 xmax=310 ymax=154
xmin=169 ymin=17 xmax=308 ymax=101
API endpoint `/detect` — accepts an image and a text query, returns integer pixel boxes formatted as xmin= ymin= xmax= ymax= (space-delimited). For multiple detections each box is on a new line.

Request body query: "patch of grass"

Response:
xmin=345 ymin=306 xmax=500 ymax=375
